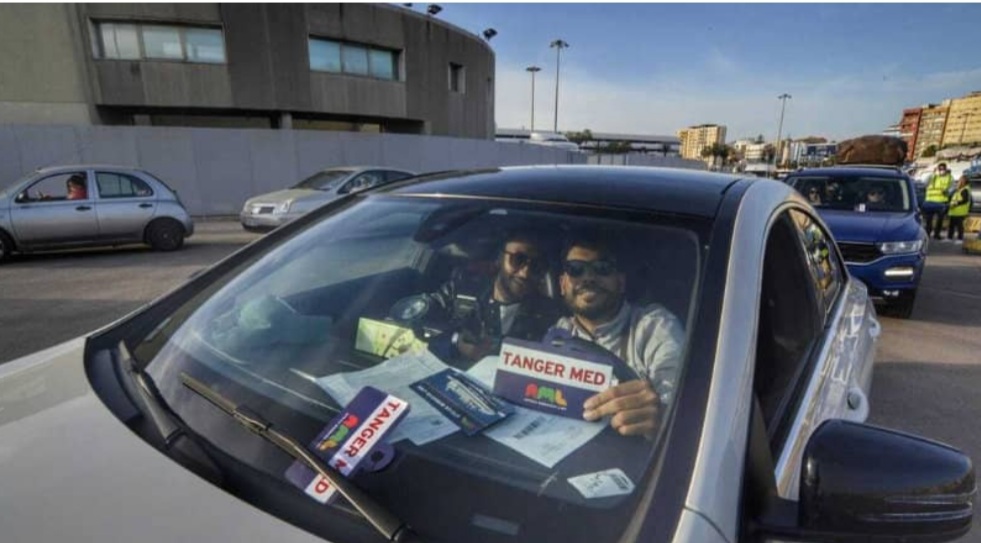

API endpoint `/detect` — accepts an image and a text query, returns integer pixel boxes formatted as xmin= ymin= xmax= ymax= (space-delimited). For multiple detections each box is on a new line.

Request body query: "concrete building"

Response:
xmin=913 ymin=101 xmax=950 ymax=159
xmin=0 ymin=3 xmax=495 ymax=138
xmin=900 ymin=107 xmax=922 ymax=162
xmin=677 ymin=124 xmax=726 ymax=162
xmin=942 ymin=91 xmax=981 ymax=148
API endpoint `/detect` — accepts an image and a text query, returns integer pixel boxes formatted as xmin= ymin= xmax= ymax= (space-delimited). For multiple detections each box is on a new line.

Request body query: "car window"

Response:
xmin=384 ymin=170 xmax=413 ymax=182
xmin=788 ymin=174 xmax=911 ymax=212
xmin=96 ymin=172 xmax=154 ymax=199
xmin=132 ymin=195 xmax=708 ymax=543
xmin=753 ymin=212 xmax=822 ymax=456
xmin=18 ymin=172 xmax=89 ymax=202
xmin=344 ymin=171 xmax=385 ymax=193
xmin=292 ymin=170 xmax=351 ymax=191
xmin=789 ymin=209 xmax=843 ymax=320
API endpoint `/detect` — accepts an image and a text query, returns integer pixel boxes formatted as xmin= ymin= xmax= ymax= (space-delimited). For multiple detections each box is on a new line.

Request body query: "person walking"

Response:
xmin=947 ymin=175 xmax=972 ymax=243
xmin=922 ymin=163 xmax=955 ymax=240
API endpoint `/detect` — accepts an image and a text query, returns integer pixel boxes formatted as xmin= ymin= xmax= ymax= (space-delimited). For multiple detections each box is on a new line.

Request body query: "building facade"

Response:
xmin=913 ymin=101 xmax=950 ymax=159
xmin=0 ymin=3 xmax=495 ymax=138
xmin=900 ymin=107 xmax=922 ymax=162
xmin=677 ymin=124 xmax=726 ymax=162
xmin=942 ymin=91 xmax=981 ymax=148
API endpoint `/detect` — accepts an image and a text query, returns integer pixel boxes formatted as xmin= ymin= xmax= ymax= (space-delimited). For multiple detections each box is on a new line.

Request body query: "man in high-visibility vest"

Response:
xmin=922 ymin=163 xmax=954 ymax=240
xmin=947 ymin=175 xmax=972 ymax=243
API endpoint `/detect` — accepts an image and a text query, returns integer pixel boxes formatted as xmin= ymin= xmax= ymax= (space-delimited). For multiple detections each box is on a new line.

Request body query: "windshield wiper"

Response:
xmin=117 ymin=342 xmax=224 ymax=486
xmin=179 ymin=372 xmax=423 ymax=543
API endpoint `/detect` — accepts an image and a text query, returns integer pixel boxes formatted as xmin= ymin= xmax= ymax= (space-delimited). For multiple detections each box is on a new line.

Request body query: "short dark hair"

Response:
xmin=68 ymin=175 xmax=85 ymax=187
xmin=938 ymin=163 xmax=947 ymax=169
xmin=561 ymin=232 xmax=620 ymax=265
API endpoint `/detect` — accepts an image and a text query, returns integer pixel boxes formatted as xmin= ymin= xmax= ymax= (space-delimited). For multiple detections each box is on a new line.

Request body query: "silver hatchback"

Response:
xmin=0 ymin=165 xmax=194 ymax=262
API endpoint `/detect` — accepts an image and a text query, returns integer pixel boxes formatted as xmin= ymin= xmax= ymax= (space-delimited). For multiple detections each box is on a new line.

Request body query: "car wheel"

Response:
xmin=146 ymin=219 xmax=185 ymax=251
xmin=0 ymin=230 xmax=14 ymax=263
xmin=889 ymin=290 xmax=916 ymax=319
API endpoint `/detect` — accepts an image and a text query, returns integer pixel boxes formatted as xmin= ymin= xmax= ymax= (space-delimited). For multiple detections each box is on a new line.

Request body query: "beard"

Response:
xmin=496 ymin=271 xmax=531 ymax=303
xmin=564 ymin=281 xmax=620 ymax=321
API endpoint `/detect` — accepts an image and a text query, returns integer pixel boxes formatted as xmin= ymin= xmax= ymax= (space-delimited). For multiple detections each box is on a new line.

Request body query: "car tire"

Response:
xmin=146 ymin=219 xmax=185 ymax=252
xmin=0 ymin=229 xmax=14 ymax=263
xmin=889 ymin=290 xmax=916 ymax=319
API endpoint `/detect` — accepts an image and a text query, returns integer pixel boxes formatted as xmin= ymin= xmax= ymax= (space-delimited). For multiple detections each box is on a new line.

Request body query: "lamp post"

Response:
xmin=774 ymin=93 xmax=792 ymax=169
xmin=526 ymin=66 xmax=541 ymax=131
xmin=550 ymin=39 xmax=569 ymax=133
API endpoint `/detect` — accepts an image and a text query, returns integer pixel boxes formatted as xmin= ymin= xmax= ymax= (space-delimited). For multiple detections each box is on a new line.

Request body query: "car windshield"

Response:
xmin=789 ymin=174 xmax=911 ymax=212
xmin=293 ymin=170 xmax=351 ymax=191
xmin=133 ymin=193 xmax=706 ymax=543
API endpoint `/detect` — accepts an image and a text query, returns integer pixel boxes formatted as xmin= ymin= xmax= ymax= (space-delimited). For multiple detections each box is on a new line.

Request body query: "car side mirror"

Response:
xmin=15 ymin=192 xmax=27 ymax=203
xmin=752 ymin=420 xmax=975 ymax=543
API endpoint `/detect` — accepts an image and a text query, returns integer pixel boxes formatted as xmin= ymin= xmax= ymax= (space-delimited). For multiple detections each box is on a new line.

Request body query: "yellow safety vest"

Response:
xmin=926 ymin=173 xmax=953 ymax=203
xmin=949 ymin=187 xmax=972 ymax=217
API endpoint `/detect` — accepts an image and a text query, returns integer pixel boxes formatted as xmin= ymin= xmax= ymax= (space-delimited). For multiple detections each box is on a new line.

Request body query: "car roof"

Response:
xmin=384 ymin=165 xmax=744 ymax=218
xmin=323 ymin=166 xmax=415 ymax=173
xmin=788 ymin=166 xmax=907 ymax=178
xmin=34 ymin=164 xmax=146 ymax=174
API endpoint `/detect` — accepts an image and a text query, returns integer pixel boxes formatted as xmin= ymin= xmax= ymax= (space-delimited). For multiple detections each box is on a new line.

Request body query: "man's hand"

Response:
xmin=583 ymin=380 xmax=661 ymax=439
xmin=455 ymin=330 xmax=495 ymax=362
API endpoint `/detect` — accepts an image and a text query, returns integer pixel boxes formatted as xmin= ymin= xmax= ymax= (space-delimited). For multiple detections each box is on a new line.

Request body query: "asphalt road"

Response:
xmin=1 ymin=221 xmax=980 ymax=540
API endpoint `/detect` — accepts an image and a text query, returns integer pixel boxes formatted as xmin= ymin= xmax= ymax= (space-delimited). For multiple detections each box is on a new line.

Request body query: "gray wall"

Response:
xmin=0 ymin=125 xmax=590 ymax=216
xmin=587 ymin=153 xmax=706 ymax=169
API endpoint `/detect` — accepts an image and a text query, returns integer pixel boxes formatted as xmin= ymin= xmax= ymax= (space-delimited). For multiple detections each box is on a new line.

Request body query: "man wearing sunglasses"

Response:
xmin=552 ymin=235 xmax=685 ymax=440
xmin=425 ymin=230 xmax=561 ymax=364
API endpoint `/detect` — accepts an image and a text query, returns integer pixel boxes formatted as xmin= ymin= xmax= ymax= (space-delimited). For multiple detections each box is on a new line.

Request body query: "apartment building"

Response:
xmin=941 ymin=91 xmax=981 ymax=148
xmin=677 ymin=124 xmax=727 ymax=161
xmin=913 ymin=101 xmax=950 ymax=159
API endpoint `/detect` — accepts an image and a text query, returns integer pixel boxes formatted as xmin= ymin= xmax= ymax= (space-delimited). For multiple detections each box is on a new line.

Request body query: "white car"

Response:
xmin=240 ymin=167 xmax=415 ymax=232
xmin=0 ymin=166 xmax=973 ymax=543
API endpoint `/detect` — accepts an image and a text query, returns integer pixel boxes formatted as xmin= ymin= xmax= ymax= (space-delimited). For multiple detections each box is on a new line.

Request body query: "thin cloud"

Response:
xmin=494 ymin=63 xmax=981 ymax=141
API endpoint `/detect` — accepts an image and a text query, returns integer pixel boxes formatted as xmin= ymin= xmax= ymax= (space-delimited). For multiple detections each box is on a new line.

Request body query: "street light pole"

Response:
xmin=526 ymin=66 xmax=541 ymax=131
xmin=774 ymin=93 xmax=792 ymax=170
xmin=550 ymin=39 xmax=569 ymax=133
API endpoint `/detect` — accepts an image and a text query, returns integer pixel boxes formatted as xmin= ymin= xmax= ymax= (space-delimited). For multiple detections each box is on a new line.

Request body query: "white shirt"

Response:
xmin=553 ymin=302 xmax=685 ymax=403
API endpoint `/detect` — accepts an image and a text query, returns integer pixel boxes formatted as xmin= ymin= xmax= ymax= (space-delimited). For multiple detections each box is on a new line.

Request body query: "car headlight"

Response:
xmin=877 ymin=240 xmax=924 ymax=254
xmin=277 ymin=200 xmax=292 ymax=213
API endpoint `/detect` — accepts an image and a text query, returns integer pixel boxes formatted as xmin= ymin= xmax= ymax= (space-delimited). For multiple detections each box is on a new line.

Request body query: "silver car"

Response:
xmin=0 ymin=164 xmax=194 ymax=262
xmin=240 ymin=166 xmax=415 ymax=232
xmin=0 ymin=167 xmax=973 ymax=543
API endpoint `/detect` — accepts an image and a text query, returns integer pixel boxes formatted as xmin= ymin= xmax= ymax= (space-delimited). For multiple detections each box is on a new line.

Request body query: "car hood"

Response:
xmin=0 ymin=339 xmax=322 ymax=543
xmin=816 ymin=209 xmax=921 ymax=244
xmin=246 ymin=188 xmax=331 ymax=206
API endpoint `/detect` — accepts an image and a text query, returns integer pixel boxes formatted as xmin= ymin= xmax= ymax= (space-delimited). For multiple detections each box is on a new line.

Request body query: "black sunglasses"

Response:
xmin=504 ymin=251 xmax=546 ymax=274
xmin=563 ymin=259 xmax=617 ymax=278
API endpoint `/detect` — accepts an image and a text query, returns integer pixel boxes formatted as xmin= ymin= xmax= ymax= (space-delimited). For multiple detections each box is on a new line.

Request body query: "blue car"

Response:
xmin=785 ymin=166 xmax=928 ymax=318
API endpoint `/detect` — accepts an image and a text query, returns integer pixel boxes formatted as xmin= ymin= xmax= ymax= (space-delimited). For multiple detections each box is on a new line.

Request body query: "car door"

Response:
xmin=9 ymin=170 xmax=100 ymax=247
xmin=94 ymin=171 xmax=157 ymax=242
xmin=747 ymin=208 xmax=878 ymax=504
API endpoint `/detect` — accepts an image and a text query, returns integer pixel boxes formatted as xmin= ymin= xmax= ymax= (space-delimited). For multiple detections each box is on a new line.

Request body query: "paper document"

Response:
xmin=466 ymin=356 xmax=606 ymax=468
xmin=317 ymin=351 xmax=458 ymax=446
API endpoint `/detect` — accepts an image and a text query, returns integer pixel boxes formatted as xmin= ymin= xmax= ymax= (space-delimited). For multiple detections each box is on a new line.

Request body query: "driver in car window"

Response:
xmin=66 ymin=175 xmax=88 ymax=200
xmin=864 ymin=185 xmax=888 ymax=209
xmin=551 ymin=234 xmax=685 ymax=440
xmin=423 ymin=230 xmax=563 ymax=364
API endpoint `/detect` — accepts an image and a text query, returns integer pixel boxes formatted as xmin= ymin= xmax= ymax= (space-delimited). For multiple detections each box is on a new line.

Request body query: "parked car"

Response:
xmin=784 ymin=166 xmax=927 ymax=318
xmin=240 ymin=166 xmax=415 ymax=232
xmin=0 ymin=164 xmax=194 ymax=262
xmin=0 ymin=166 xmax=973 ymax=543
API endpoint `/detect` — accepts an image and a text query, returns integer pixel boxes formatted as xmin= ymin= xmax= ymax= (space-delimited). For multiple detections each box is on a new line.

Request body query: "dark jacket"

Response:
xmin=424 ymin=267 xmax=564 ymax=364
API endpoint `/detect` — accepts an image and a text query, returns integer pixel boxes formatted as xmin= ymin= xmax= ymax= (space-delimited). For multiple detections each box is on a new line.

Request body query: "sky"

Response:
xmin=430 ymin=3 xmax=981 ymax=142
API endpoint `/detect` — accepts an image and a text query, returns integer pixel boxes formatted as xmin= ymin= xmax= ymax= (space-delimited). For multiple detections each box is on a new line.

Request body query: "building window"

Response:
xmin=99 ymin=22 xmax=140 ymax=60
xmin=342 ymin=44 xmax=369 ymax=76
xmin=142 ymin=25 xmax=183 ymax=60
xmin=449 ymin=63 xmax=465 ymax=93
xmin=308 ymin=37 xmax=400 ymax=81
xmin=184 ymin=28 xmax=226 ymax=63
xmin=94 ymin=21 xmax=226 ymax=64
